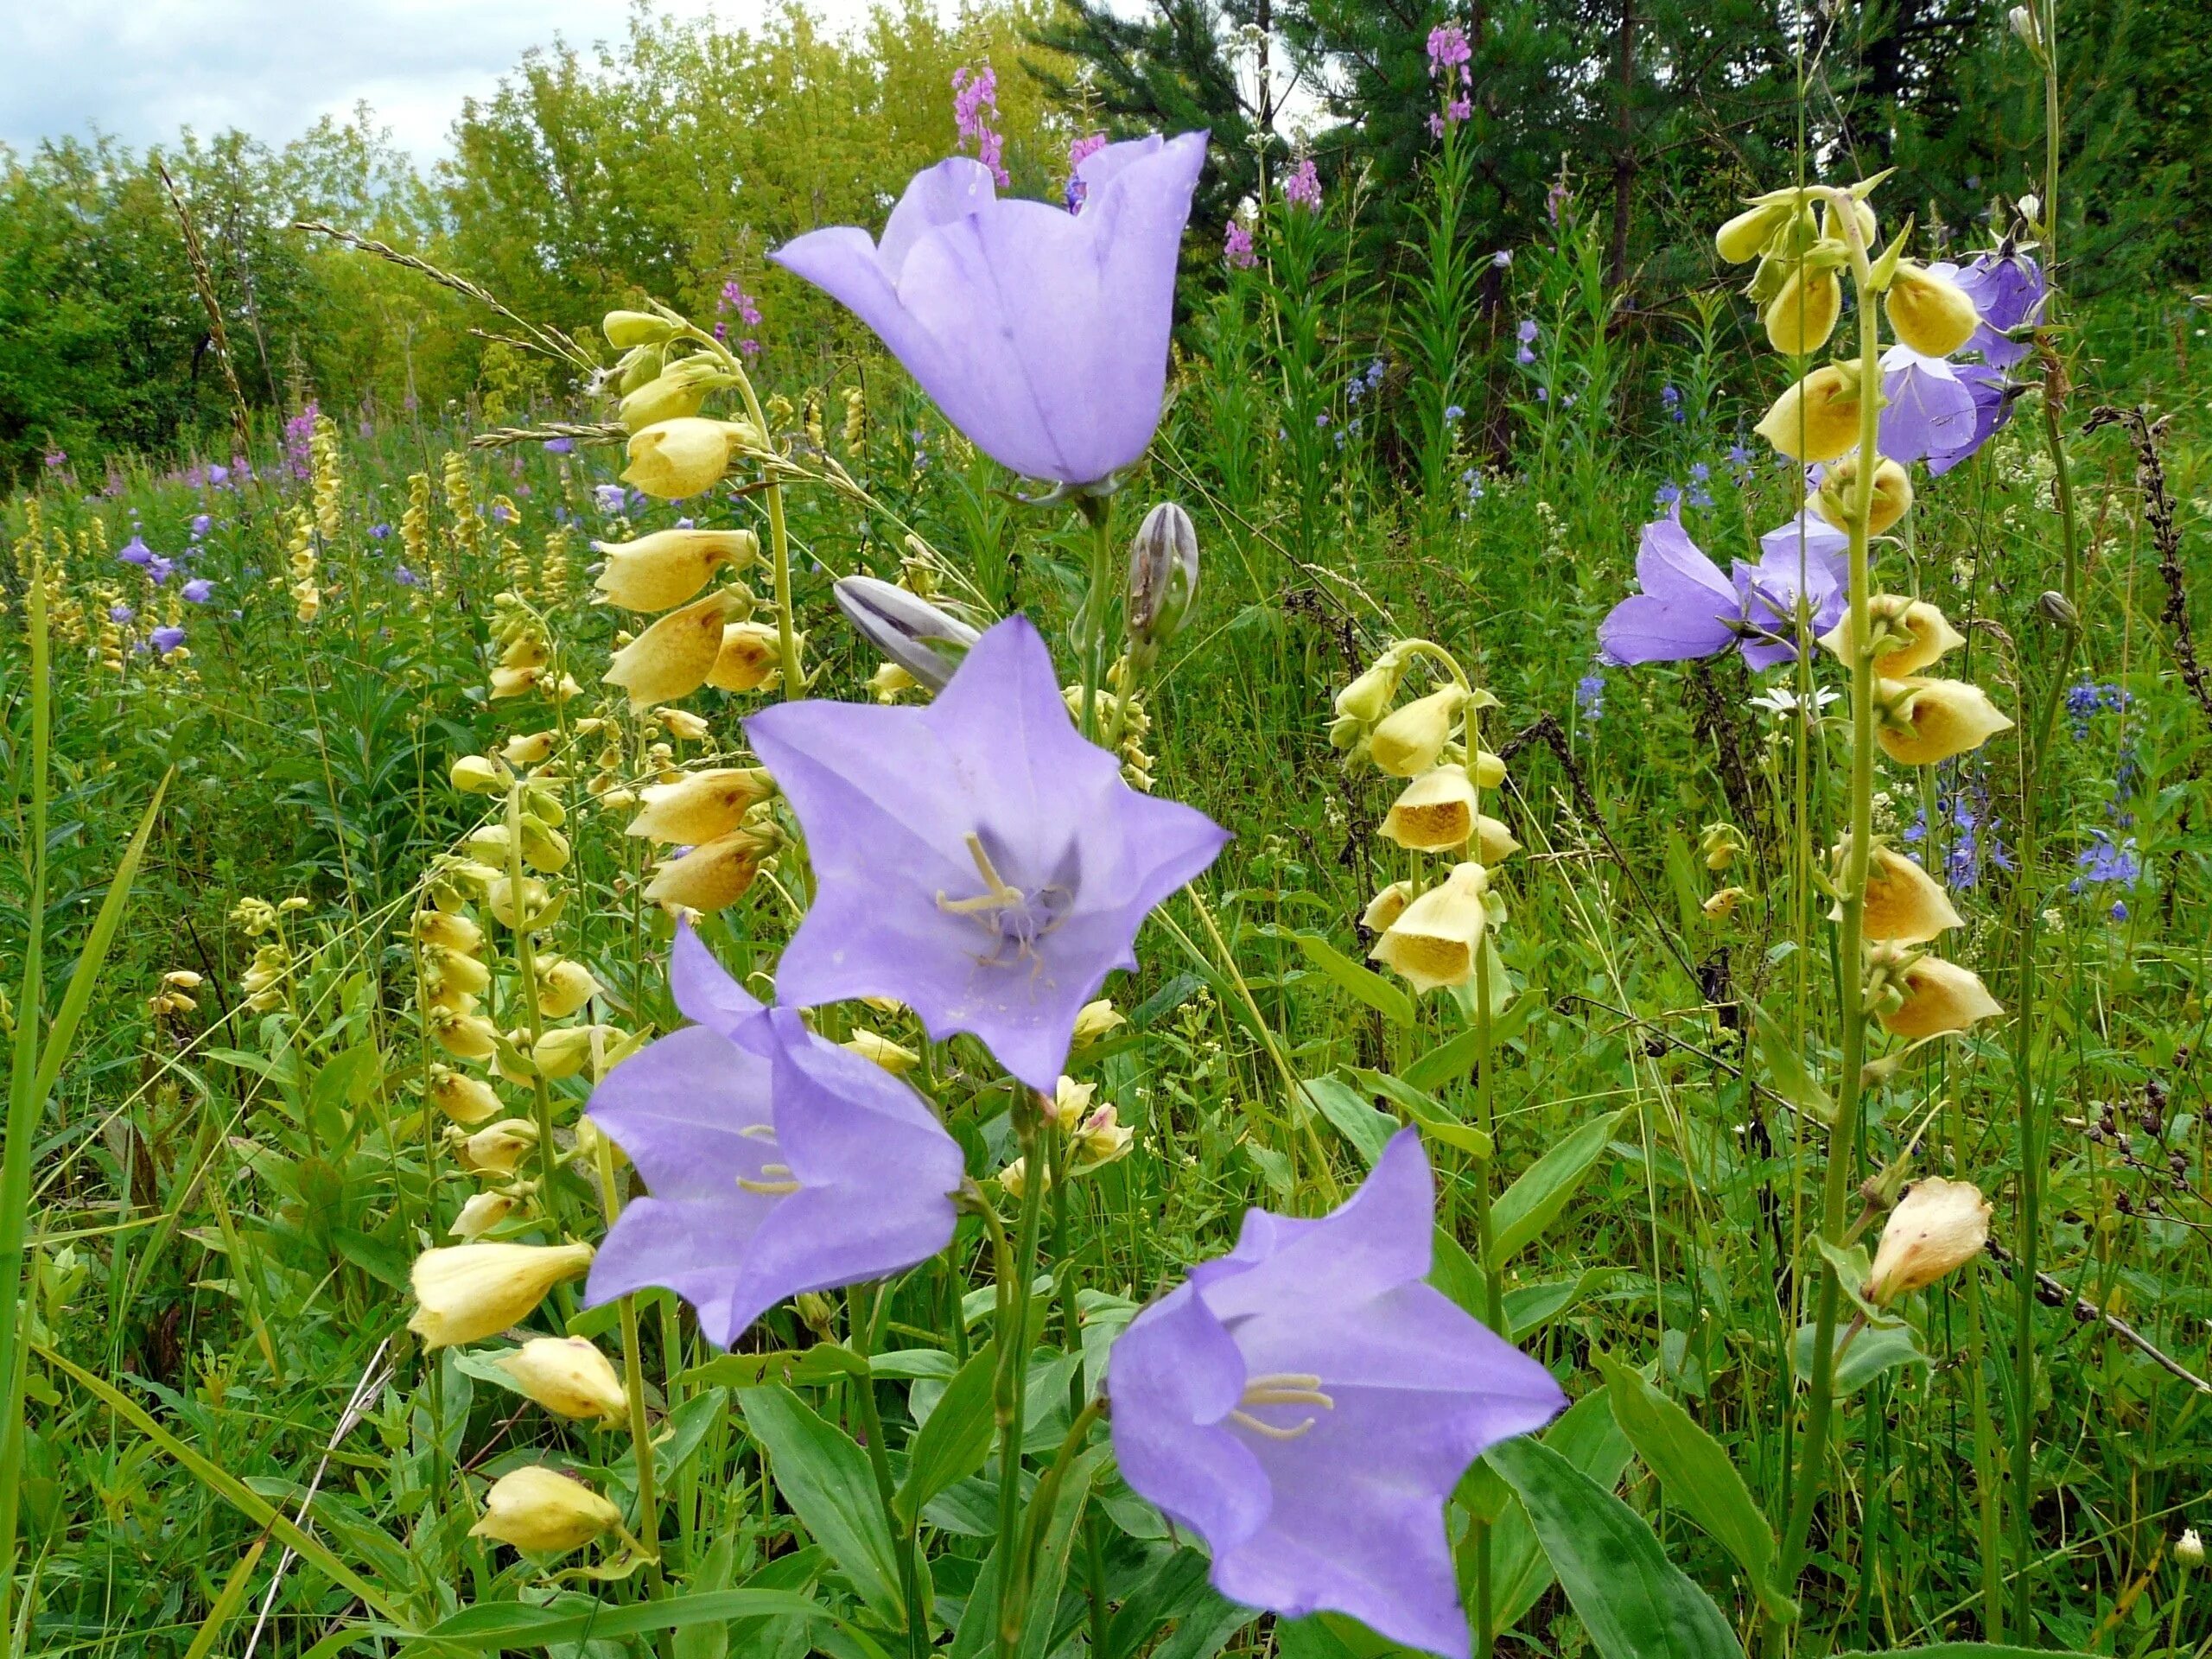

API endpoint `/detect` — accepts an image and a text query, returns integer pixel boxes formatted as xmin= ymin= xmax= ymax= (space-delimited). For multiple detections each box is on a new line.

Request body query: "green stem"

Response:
xmin=991 ymin=1112 xmax=1049 ymax=1659
xmin=1471 ymin=925 xmax=1503 ymax=1658
xmin=591 ymin=1128 xmax=661 ymax=1584
xmin=1077 ymin=498 xmax=1116 ymax=742
xmin=848 ymin=1287 xmax=927 ymax=1659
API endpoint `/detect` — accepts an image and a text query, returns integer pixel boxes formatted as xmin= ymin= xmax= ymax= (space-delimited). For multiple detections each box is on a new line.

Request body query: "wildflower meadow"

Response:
xmin=3 ymin=3 xmax=2211 ymax=1657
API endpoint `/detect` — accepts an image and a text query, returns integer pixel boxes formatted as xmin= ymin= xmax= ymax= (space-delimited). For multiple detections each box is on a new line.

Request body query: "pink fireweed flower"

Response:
xmin=1427 ymin=21 xmax=1472 ymax=73
xmin=1282 ymin=157 xmax=1322 ymax=209
xmin=744 ymin=616 xmax=1228 ymax=1091
xmin=1224 ymin=219 xmax=1257 ymax=270
xmin=716 ymin=278 xmax=763 ymax=359
xmin=952 ymin=62 xmax=1009 ymax=187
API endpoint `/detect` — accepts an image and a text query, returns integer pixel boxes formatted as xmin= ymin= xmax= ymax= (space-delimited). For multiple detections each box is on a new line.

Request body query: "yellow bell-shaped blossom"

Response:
xmin=622 ymin=417 xmax=739 ymax=500
xmin=535 ymin=958 xmax=600 ymax=1020
xmin=1361 ymin=880 xmax=1414 ymax=933
xmin=1764 ymin=265 xmax=1842 ymax=354
xmin=1370 ymin=862 xmax=1492 ymax=994
xmin=1878 ymin=952 xmax=2004 ymax=1039
xmin=844 ymin=1029 xmax=920 ymax=1074
xmin=593 ymin=529 xmax=759 ymax=612
xmin=497 ymin=1335 xmax=629 ymax=1423
xmin=451 ymin=1118 xmax=537 ymax=1177
xmin=1754 ymin=364 xmax=1865 ymax=464
xmin=644 ymin=826 xmax=776 ymax=912
xmin=603 ymin=590 xmax=741 ymax=710
xmin=1876 ymin=678 xmax=2015 ymax=766
xmin=428 ymin=1065 xmax=503 ymax=1125
xmin=470 ymin=1466 xmax=622 ymax=1556
xmin=1382 ymin=766 xmax=1479 ymax=852
xmin=1847 ymin=843 xmax=1964 ymax=944
xmin=1820 ymin=595 xmax=1967 ymax=677
xmin=408 ymin=1241 xmax=594 ymax=1348
xmin=1815 ymin=452 xmax=1914 ymax=536
xmin=1885 ymin=263 xmax=1980 ymax=358
xmin=706 ymin=620 xmax=788 ymax=692
xmin=1369 ymin=686 xmax=1468 ymax=778
xmin=626 ymin=767 xmax=777 ymax=845
xmin=1865 ymin=1177 xmax=1990 ymax=1304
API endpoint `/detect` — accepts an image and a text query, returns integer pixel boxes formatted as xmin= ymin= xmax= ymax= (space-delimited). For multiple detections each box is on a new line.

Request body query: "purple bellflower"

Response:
xmin=772 ymin=134 xmax=1208 ymax=488
xmin=746 ymin=616 xmax=1228 ymax=1092
xmin=149 ymin=626 xmax=186 ymax=654
xmin=1736 ymin=511 xmax=1850 ymax=670
xmin=1949 ymin=247 xmax=2045 ymax=371
xmin=118 ymin=536 xmax=153 ymax=567
xmin=1599 ymin=508 xmax=1846 ymax=670
xmin=181 ymin=578 xmax=215 ymax=604
xmin=1878 ymin=346 xmax=1980 ymax=465
xmin=586 ymin=928 xmax=965 ymax=1347
xmin=1109 ymin=1130 xmax=1566 ymax=1659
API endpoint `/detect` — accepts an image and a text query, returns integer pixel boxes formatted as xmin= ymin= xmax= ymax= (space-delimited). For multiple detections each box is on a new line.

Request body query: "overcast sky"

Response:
xmin=1 ymin=1 xmax=893 ymax=168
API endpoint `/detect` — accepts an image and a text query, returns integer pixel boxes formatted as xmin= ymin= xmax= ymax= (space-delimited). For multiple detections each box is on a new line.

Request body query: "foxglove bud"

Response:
xmin=706 ymin=620 xmax=788 ymax=692
xmin=408 ymin=1240 xmax=594 ymax=1348
xmin=627 ymin=767 xmax=776 ymax=845
xmin=1715 ymin=200 xmax=1795 ymax=264
xmin=1874 ymin=948 xmax=2004 ymax=1039
xmin=1126 ymin=502 xmax=1199 ymax=646
xmin=501 ymin=730 xmax=557 ymax=768
xmin=594 ymin=528 xmax=759 ymax=612
xmin=429 ymin=1006 xmax=501 ymax=1061
xmin=451 ymin=754 xmax=508 ymax=794
xmin=1847 ymin=842 xmax=1964 ymax=944
xmin=617 ymin=356 xmax=727 ymax=432
xmin=1471 ymin=749 xmax=1507 ymax=790
xmin=1886 ymin=263 xmax=1980 ymax=359
xmin=1369 ymin=685 xmax=1469 ymax=778
xmin=843 ymin=1028 xmax=920 ymax=1074
xmin=536 ymin=958 xmax=600 ymax=1020
xmin=1361 ymin=880 xmax=1414 ymax=933
xmin=1876 ymin=677 xmax=2015 ymax=766
xmin=1071 ymin=998 xmax=1125 ymax=1046
xmin=415 ymin=909 xmax=484 ymax=954
xmin=602 ymin=309 xmax=675 ymax=349
xmin=497 ymin=1335 xmax=628 ymax=1422
xmin=1764 ymin=265 xmax=1842 ymax=354
xmin=603 ymin=589 xmax=741 ymax=710
xmin=518 ymin=816 xmax=570 ymax=874
xmin=1333 ymin=651 xmax=1408 ymax=724
xmin=1754 ymin=363 xmax=1865 ymax=463
xmin=999 ymin=1155 xmax=1047 ymax=1199
xmin=1700 ymin=822 xmax=1746 ymax=871
xmin=644 ymin=826 xmax=777 ymax=912
xmin=535 ymin=1025 xmax=619 ymax=1081
xmin=1865 ymin=1177 xmax=1990 ymax=1303
xmin=1370 ymin=862 xmax=1491 ymax=994
xmin=1819 ymin=594 xmax=1966 ymax=677
xmin=1815 ymin=453 xmax=1915 ymax=536
xmin=833 ymin=575 xmax=981 ymax=692
xmin=623 ymin=417 xmax=734 ymax=500
xmin=450 ymin=1188 xmax=519 ymax=1239
xmin=470 ymin=1465 xmax=621 ymax=1556
xmin=452 ymin=1118 xmax=538 ymax=1177
xmin=428 ymin=1065 xmax=503 ymax=1125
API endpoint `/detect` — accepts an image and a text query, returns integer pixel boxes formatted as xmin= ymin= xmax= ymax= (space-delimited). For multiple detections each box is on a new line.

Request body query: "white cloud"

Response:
xmin=2 ymin=0 xmax=887 ymax=167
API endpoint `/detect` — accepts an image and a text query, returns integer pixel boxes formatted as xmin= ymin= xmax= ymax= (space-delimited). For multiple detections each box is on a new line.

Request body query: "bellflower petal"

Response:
xmin=1927 ymin=365 xmax=2014 ymax=476
xmin=1596 ymin=507 xmax=1739 ymax=665
xmin=1732 ymin=511 xmax=1850 ymax=670
xmin=1878 ymin=345 xmax=1979 ymax=463
xmin=1953 ymin=248 xmax=2045 ymax=369
xmin=772 ymin=135 xmax=1208 ymax=486
xmin=747 ymin=616 xmax=1228 ymax=1091
xmin=584 ymin=944 xmax=963 ymax=1347
xmin=1109 ymin=1131 xmax=1567 ymax=1659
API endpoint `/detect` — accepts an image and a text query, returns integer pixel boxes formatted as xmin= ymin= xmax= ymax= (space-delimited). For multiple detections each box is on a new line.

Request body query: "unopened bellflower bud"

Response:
xmin=833 ymin=575 xmax=981 ymax=692
xmin=1126 ymin=502 xmax=1199 ymax=647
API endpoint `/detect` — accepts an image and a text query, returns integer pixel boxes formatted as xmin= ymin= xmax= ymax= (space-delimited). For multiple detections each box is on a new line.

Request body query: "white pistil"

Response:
xmin=936 ymin=832 xmax=1026 ymax=918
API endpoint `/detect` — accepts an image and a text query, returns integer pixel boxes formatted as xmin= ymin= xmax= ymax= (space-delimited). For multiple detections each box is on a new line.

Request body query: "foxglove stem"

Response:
xmin=991 ymin=1106 xmax=1049 ymax=1659
xmin=1471 ymin=938 xmax=1503 ymax=1659
xmin=1777 ymin=190 xmax=1882 ymax=1590
xmin=592 ymin=1128 xmax=661 ymax=1576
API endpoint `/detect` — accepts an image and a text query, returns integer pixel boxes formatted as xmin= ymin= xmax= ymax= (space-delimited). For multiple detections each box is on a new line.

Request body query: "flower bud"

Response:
xmin=1865 ymin=1176 xmax=1991 ymax=1304
xmin=1369 ymin=686 xmax=1468 ymax=778
xmin=603 ymin=309 xmax=675 ymax=349
xmin=617 ymin=356 xmax=726 ymax=432
xmin=1885 ymin=263 xmax=1980 ymax=358
xmin=1333 ymin=652 xmax=1408 ymax=725
xmin=1847 ymin=843 xmax=1964 ymax=944
xmin=833 ymin=575 xmax=980 ymax=691
xmin=518 ymin=817 xmax=570 ymax=874
xmin=415 ymin=909 xmax=484 ymax=955
xmin=1754 ymin=364 xmax=1864 ymax=463
xmin=2178 ymin=1529 xmax=2205 ymax=1570
xmin=1821 ymin=193 xmax=1878 ymax=251
xmin=1764 ymin=265 xmax=1842 ymax=355
xmin=1126 ymin=502 xmax=1199 ymax=646
xmin=1361 ymin=880 xmax=1414 ymax=933
xmin=429 ymin=1006 xmax=501 ymax=1061
xmin=603 ymin=589 xmax=741 ymax=710
xmin=705 ymin=620 xmax=788 ymax=692
xmin=470 ymin=1465 xmax=622 ymax=1556
xmin=428 ymin=1065 xmax=503 ymax=1125
xmin=408 ymin=1240 xmax=594 ymax=1348
xmin=844 ymin=1028 xmax=920 ymax=1073
xmin=1471 ymin=749 xmax=1507 ymax=790
xmin=1876 ymin=678 xmax=2015 ymax=766
xmin=1815 ymin=452 xmax=1914 ymax=536
xmin=623 ymin=417 xmax=733 ymax=500
xmin=999 ymin=1155 xmax=1046 ymax=1200
xmin=593 ymin=528 xmax=759 ymax=612
xmin=1070 ymin=1103 xmax=1134 ymax=1170
xmin=1700 ymin=822 xmax=1746 ymax=872
xmin=497 ymin=1335 xmax=629 ymax=1422
xmin=1072 ymin=998 xmax=1124 ymax=1046
xmin=452 ymin=754 xmax=509 ymax=794
xmin=1382 ymin=766 xmax=1479 ymax=853
xmin=450 ymin=1188 xmax=519 ymax=1239
xmin=536 ymin=958 xmax=600 ymax=1020
xmin=1370 ymin=862 xmax=1491 ymax=994
xmin=536 ymin=1024 xmax=626 ymax=1081
xmin=1876 ymin=950 xmax=2004 ymax=1039
xmin=1819 ymin=595 xmax=1966 ymax=677
xmin=422 ymin=946 xmax=491 ymax=1007
xmin=452 ymin=1118 xmax=538 ymax=1177
xmin=1715 ymin=200 xmax=1794 ymax=264
xmin=627 ymin=767 xmax=776 ymax=845
xmin=2007 ymin=5 xmax=2042 ymax=48
xmin=645 ymin=826 xmax=776 ymax=912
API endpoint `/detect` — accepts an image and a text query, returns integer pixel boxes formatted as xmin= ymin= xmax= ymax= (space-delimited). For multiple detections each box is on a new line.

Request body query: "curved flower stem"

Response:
xmin=591 ymin=1129 xmax=661 ymax=1580
xmin=991 ymin=1108 xmax=1050 ymax=1659
xmin=1777 ymin=188 xmax=1883 ymax=1591
xmin=848 ymin=1285 xmax=928 ymax=1659
xmin=1076 ymin=496 xmax=1117 ymax=742
xmin=1018 ymin=1393 xmax=1108 ymax=1581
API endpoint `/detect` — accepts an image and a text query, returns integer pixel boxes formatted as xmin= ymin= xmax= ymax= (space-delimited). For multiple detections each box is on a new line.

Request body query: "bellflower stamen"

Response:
xmin=1230 ymin=1410 xmax=1320 ymax=1440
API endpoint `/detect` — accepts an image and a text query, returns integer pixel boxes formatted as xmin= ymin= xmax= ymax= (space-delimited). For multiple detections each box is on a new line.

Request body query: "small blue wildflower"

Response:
xmin=109 ymin=602 xmax=134 ymax=625
xmin=2070 ymin=830 xmax=2140 ymax=894
xmin=594 ymin=484 xmax=630 ymax=514
xmin=394 ymin=565 xmax=422 ymax=588
xmin=1444 ymin=404 xmax=1465 ymax=423
xmin=368 ymin=523 xmax=392 ymax=540
xmin=1655 ymin=482 xmax=1682 ymax=509
xmin=1575 ymin=671 xmax=1605 ymax=721
xmin=543 ymin=437 xmax=575 ymax=454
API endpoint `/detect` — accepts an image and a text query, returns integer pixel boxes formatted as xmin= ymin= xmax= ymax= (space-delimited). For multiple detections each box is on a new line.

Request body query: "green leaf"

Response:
xmin=679 ymin=1346 xmax=869 ymax=1390
xmin=401 ymin=1588 xmax=825 ymax=1650
xmin=1289 ymin=930 xmax=1414 ymax=1027
xmin=1750 ymin=1001 xmax=1834 ymax=1126
xmin=950 ymin=1445 xmax=1107 ymax=1659
xmin=894 ymin=1340 xmax=997 ymax=1528
xmin=1428 ymin=1225 xmax=1488 ymax=1321
xmin=1593 ymin=1354 xmax=1795 ymax=1624
xmin=1300 ymin=1077 xmax=1398 ymax=1167
xmin=1351 ymin=1067 xmax=1492 ymax=1160
xmin=1486 ymin=1434 xmax=1745 ymax=1659
xmin=1838 ymin=1649 xmax=2100 ymax=1659
xmin=1793 ymin=1319 xmax=1929 ymax=1396
xmin=1487 ymin=1109 xmax=1624 ymax=1270
xmin=739 ymin=1386 xmax=904 ymax=1624
xmin=1403 ymin=994 xmax=1541 ymax=1092
xmin=1484 ymin=1387 xmax=1633 ymax=1634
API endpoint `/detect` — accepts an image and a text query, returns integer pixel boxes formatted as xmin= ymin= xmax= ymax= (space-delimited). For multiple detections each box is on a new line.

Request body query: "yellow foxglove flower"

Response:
xmin=622 ymin=417 xmax=734 ymax=500
xmin=1369 ymin=686 xmax=1467 ymax=778
xmin=500 ymin=730 xmax=557 ymax=768
xmin=1714 ymin=199 xmax=1795 ymax=263
xmin=536 ymin=958 xmax=600 ymax=1020
xmin=1865 ymin=1177 xmax=1990 ymax=1304
xmin=415 ymin=908 xmax=484 ymax=954
xmin=603 ymin=590 xmax=740 ymax=710
xmin=483 ymin=874 xmax=553 ymax=931
xmin=429 ymin=1006 xmax=501 ymax=1061
xmin=449 ymin=1189 xmax=519 ymax=1239
xmin=593 ymin=529 xmax=759 ymax=612
xmin=1880 ymin=954 xmax=2004 ymax=1039
xmin=536 ymin=1025 xmax=628 ymax=1081
xmin=1815 ymin=452 xmax=1914 ymax=536
xmin=1876 ymin=678 xmax=2015 ymax=766
xmin=1885 ymin=263 xmax=1980 ymax=358
xmin=1471 ymin=749 xmax=1507 ymax=789
xmin=470 ymin=1465 xmax=622 ymax=1556
xmin=1071 ymin=998 xmax=1124 ymax=1046
xmin=626 ymin=767 xmax=776 ymax=845
xmin=451 ymin=754 xmax=508 ymax=794
xmin=1754 ymin=364 xmax=1863 ymax=464
xmin=497 ymin=1335 xmax=628 ymax=1422
xmin=408 ymin=1241 xmax=593 ymax=1348
xmin=602 ymin=309 xmax=674 ymax=349
xmin=705 ymin=620 xmax=787 ymax=692
xmin=1474 ymin=814 xmax=1520 ymax=865
xmin=660 ymin=708 xmax=711 ymax=742
xmin=1371 ymin=862 xmax=1491 ymax=994
xmin=1361 ymin=880 xmax=1414 ymax=933
xmin=617 ymin=357 xmax=725 ymax=431
xmin=999 ymin=1154 xmax=1046 ymax=1199
xmin=1819 ymin=595 xmax=1967 ymax=677
xmin=1382 ymin=766 xmax=1478 ymax=851
xmin=428 ymin=1065 xmax=503 ymax=1125
xmin=644 ymin=826 xmax=775 ymax=912
xmin=844 ymin=1029 xmax=920 ymax=1073
xmin=1764 ymin=265 xmax=1842 ymax=354
xmin=1702 ymin=886 xmax=1750 ymax=918
xmin=452 ymin=1118 xmax=537 ymax=1177
xmin=1848 ymin=843 xmax=1964 ymax=944
xmin=1334 ymin=652 xmax=1408 ymax=724
xmin=1070 ymin=1103 xmax=1134 ymax=1171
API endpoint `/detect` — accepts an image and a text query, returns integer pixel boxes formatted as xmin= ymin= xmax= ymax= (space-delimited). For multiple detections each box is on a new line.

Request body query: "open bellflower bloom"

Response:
xmin=1597 ymin=507 xmax=1846 ymax=670
xmin=585 ymin=929 xmax=964 ymax=1346
xmin=1949 ymin=248 xmax=2045 ymax=371
xmin=1109 ymin=1130 xmax=1566 ymax=1659
xmin=1878 ymin=346 xmax=1979 ymax=465
xmin=746 ymin=616 xmax=1228 ymax=1091
xmin=772 ymin=133 xmax=1208 ymax=487
xmin=1735 ymin=511 xmax=1849 ymax=670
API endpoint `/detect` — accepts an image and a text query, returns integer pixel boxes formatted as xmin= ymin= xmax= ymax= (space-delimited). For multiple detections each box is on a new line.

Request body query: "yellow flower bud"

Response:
xmin=451 ymin=754 xmax=508 ymax=793
xmin=500 ymin=730 xmax=557 ymax=768
xmin=602 ymin=309 xmax=674 ymax=349
xmin=452 ymin=1118 xmax=538 ymax=1177
xmin=1361 ymin=880 xmax=1414 ymax=933
xmin=1864 ymin=1176 xmax=1990 ymax=1304
xmin=1764 ymin=265 xmax=1842 ymax=354
xmin=470 ymin=1465 xmax=622 ymax=1556
xmin=1071 ymin=998 xmax=1124 ymax=1046
xmin=497 ymin=1335 xmax=629 ymax=1422
xmin=536 ymin=958 xmax=600 ymax=1020
xmin=1334 ymin=652 xmax=1408 ymax=724
xmin=844 ymin=1028 xmax=920 ymax=1073
xmin=1700 ymin=822 xmax=1745 ymax=872
xmin=1885 ymin=262 xmax=1980 ymax=358
xmin=999 ymin=1155 xmax=1047 ymax=1200
xmin=660 ymin=708 xmax=711 ymax=742
xmin=518 ymin=817 xmax=570 ymax=874
xmin=1715 ymin=199 xmax=1796 ymax=263
xmin=483 ymin=874 xmax=553 ymax=931
xmin=622 ymin=417 xmax=734 ymax=500
xmin=626 ymin=767 xmax=777 ymax=845
xmin=1702 ymin=886 xmax=1750 ymax=918
xmin=1815 ymin=453 xmax=1914 ymax=536
xmin=408 ymin=1240 xmax=593 ymax=1348
xmin=1876 ymin=678 xmax=2015 ymax=766
xmin=1381 ymin=766 xmax=1479 ymax=852
xmin=428 ymin=1065 xmax=503 ymax=1125
xmin=1370 ymin=862 xmax=1491 ymax=995
xmin=450 ymin=1188 xmax=520 ymax=1239
xmin=1471 ymin=750 xmax=1507 ymax=790
xmin=593 ymin=529 xmax=760 ymax=612
xmin=535 ymin=1025 xmax=616 ymax=1081
xmin=705 ymin=620 xmax=787 ymax=693
xmin=1879 ymin=953 xmax=2004 ymax=1039
xmin=603 ymin=590 xmax=741 ymax=710
xmin=644 ymin=826 xmax=776 ymax=912
xmin=1754 ymin=364 xmax=1864 ymax=464
xmin=1369 ymin=686 xmax=1467 ymax=778
xmin=429 ymin=1006 xmax=501 ymax=1061
xmin=1847 ymin=843 xmax=1963 ymax=944
xmin=1819 ymin=595 xmax=1967 ymax=677
xmin=423 ymin=947 xmax=491 ymax=1007
xmin=618 ymin=358 xmax=725 ymax=431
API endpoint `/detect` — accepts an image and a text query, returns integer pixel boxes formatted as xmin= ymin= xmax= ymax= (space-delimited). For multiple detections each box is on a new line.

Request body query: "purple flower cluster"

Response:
xmin=1426 ymin=21 xmax=1473 ymax=135
xmin=951 ymin=63 xmax=1008 ymax=187
xmin=1575 ymin=670 xmax=1605 ymax=721
xmin=1598 ymin=507 xmax=1847 ymax=670
xmin=715 ymin=279 xmax=763 ymax=359
xmin=2065 ymin=677 xmax=2132 ymax=741
xmin=283 ymin=402 xmax=319 ymax=479
xmin=1515 ymin=318 xmax=1537 ymax=365
xmin=1282 ymin=157 xmax=1322 ymax=210
xmin=1224 ymin=219 xmax=1257 ymax=270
